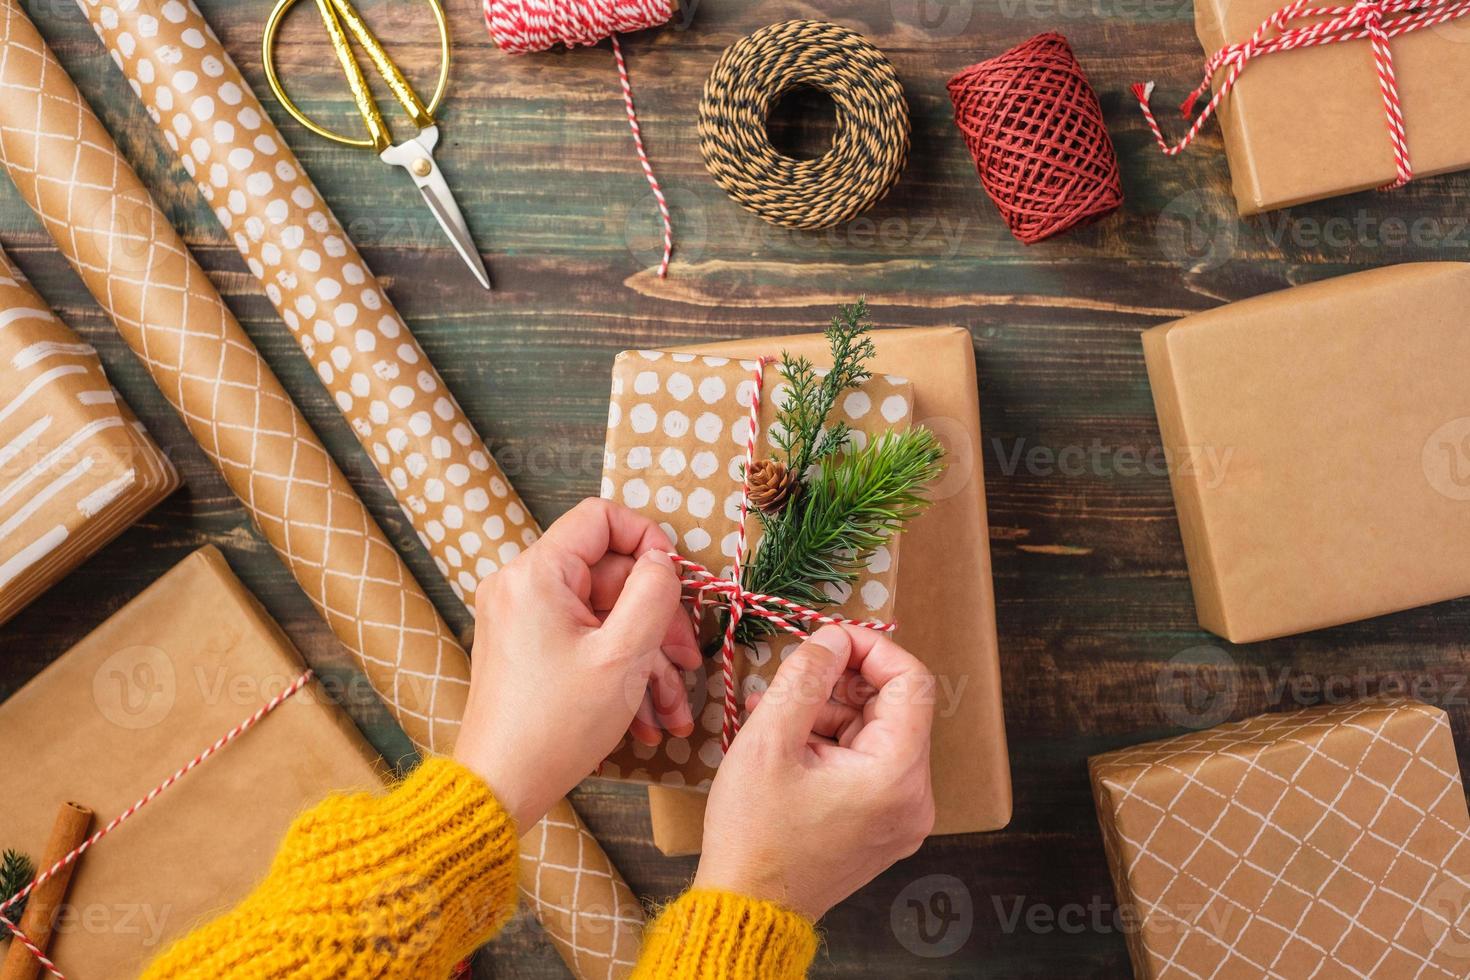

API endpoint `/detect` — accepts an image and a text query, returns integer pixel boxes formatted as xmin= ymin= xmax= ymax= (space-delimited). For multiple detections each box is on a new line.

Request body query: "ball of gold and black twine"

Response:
xmin=698 ymin=20 xmax=911 ymax=230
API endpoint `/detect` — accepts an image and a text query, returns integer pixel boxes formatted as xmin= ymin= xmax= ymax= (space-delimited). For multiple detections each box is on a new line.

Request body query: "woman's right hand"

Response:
xmin=693 ymin=624 xmax=936 ymax=921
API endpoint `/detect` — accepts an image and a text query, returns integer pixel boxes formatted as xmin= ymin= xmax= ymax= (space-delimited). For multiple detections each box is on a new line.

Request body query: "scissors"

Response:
xmin=262 ymin=0 xmax=492 ymax=290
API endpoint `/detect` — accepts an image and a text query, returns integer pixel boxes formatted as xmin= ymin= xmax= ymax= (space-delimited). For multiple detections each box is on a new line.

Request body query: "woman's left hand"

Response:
xmin=453 ymin=498 xmax=701 ymax=829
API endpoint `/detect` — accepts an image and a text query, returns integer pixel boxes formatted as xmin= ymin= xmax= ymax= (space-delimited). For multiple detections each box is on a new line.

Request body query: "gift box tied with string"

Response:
xmin=598 ymin=348 xmax=917 ymax=789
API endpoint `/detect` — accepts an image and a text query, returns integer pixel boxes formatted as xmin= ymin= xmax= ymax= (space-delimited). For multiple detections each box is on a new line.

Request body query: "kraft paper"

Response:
xmin=1194 ymin=0 xmax=1470 ymax=213
xmin=0 ymin=8 xmax=643 ymax=975
xmin=1142 ymin=262 xmax=1470 ymax=642
xmin=0 ymin=245 xmax=177 ymax=627
xmin=0 ymin=547 xmax=386 ymax=976
xmin=74 ymin=0 xmax=538 ymax=610
xmin=598 ymin=349 xmax=913 ymax=789
xmin=1090 ymin=698 xmax=1470 ymax=979
xmin=645 ymin=326 xmax=1012 ymax=855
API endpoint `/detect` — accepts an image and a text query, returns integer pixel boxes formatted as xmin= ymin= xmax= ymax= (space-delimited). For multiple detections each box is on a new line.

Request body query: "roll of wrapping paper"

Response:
xmin=0 ymin=6 xmax=642 ymax=977
xmin=74 ymin=0 xmax=537 ymax=610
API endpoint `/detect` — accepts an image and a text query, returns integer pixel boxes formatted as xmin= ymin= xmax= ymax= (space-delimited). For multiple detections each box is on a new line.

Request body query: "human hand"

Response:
xmin=693 ymin=624 xmax=936 ymax=920
xmin=453 ymin=498 xmax=701 ymax=829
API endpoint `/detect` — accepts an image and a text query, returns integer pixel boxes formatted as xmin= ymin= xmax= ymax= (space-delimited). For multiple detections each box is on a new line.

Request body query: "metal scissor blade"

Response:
xmin=417 ymin=180 xmax=492 ymax=291
xmin=381 ymin=127 xmax=491 ymax=291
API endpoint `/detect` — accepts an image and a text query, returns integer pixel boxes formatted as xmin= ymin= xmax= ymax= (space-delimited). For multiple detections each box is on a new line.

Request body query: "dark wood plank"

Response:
xmin=5 ymin=0 xmax=1470 ymax=975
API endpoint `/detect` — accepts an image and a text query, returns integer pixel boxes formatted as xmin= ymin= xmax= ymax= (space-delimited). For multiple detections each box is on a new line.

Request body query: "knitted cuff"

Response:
xmin=633 ymin=888 xmax=819 ymax=980
xmin=273 ymin=756 xmax=521 ymax=970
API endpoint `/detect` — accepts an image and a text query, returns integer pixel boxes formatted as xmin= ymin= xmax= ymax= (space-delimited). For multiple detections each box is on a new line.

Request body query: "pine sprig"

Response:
xmin=729 ymin=300 xmax=945 ymax=645
xmin=771 ymin=299 xmax=877 ymax=477
xmin=743 ymin=429 xmax=945 ymax=627
xmin=0 ymin=849 xmax=33 ymax=925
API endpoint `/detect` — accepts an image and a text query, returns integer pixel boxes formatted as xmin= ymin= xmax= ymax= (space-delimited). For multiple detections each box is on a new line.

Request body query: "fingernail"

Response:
xmin=642 ymin=549 xmax=673 ymax=568
xmin=807 ymin=624 xmax=849 ymax=658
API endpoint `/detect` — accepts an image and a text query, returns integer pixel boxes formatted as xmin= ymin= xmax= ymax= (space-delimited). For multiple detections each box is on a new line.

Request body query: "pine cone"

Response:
xmin=748 ymin=460 xmax=796 ymax=512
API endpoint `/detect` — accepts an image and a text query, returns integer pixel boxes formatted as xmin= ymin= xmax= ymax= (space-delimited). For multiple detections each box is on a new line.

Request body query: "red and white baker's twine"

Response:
xmin=485 ymin=0 xmax=675 ymax=276
xmin=667 ymin=358 xmax=895 ymax=752
xmin=0 ymin=669 xmax=315 ymax=980
xmin=1134 ymin=0 xmax=1470 ymax=189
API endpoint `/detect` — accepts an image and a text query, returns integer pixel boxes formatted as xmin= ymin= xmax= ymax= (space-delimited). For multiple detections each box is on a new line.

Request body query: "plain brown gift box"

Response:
xmin=1089 ymin=698 xmax=1470 ymax=979
xmin=1194 ymin=0 xmax=1470 ymax=213
xmin=0 ymin=546 xmax=384 ymax=975
xmin=1143 ymin=262 xmax=1470 ymax=643
xmin=647 ymin=325 xmax=1012 ymax=855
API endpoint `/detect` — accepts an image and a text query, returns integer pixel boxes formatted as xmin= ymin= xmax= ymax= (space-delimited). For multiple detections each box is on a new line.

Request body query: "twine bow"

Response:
xmin=0 ymin=669 xmax=314 ymax=980
xmin=666 ymin=357 xmax=895 ymax=753
xmin=1134 ymin=0 xmax=1470 ymax=189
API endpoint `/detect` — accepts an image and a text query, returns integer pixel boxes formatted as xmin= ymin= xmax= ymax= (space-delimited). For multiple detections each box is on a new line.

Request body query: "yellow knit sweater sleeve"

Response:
xmin=142 ymin=757 xmax=820 ymax=979
xmin=142 ymin=757 xmax=518 ymax=979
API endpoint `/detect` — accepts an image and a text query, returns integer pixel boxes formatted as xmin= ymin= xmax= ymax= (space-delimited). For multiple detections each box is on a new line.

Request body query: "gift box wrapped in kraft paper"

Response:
xmin=610 ymin=327 xmax=1011 ymax=855
xmin=1188 ymin=0 xmax=1470 ymax=213
xmin=1090 ymin=698 xmax=1470 ymax=979
xmin=0 ymin=546 xmax=385 ymax=976
xmin=598 ymin=349 xmax=916 ymax=787
xmin=1143 ymin=262 xmax=1470 ymax=643
xmin=0 ymin=247 xmax=177 ymax=626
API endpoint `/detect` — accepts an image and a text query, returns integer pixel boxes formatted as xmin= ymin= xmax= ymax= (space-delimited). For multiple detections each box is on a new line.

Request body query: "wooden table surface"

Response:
xmin=5 ymin=0 xmax=1470 ymax=975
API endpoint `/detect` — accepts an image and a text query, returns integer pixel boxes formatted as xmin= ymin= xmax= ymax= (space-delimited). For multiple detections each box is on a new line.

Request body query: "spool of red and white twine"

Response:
xmin=485 ymin=0 xmax=677 ymax=277
xmin=1134 ymin=0 xmax=1470 ymax=189
xmin=666 ymin=358 xmax=896 ymax=751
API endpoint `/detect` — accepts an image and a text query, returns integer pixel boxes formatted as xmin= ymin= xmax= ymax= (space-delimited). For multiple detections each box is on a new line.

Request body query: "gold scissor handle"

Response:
xmin=262 ymin=0 xmax=450 ymax=151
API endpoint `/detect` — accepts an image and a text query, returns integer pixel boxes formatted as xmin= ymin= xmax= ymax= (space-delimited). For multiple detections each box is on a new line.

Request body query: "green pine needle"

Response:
xmin=0 ymin=849 xmax=33 ymax=925
xmin=732 ymin=300 xmax=945 ymax=645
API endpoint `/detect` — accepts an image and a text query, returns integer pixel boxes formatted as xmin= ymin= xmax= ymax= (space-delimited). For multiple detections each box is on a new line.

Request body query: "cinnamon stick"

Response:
xmin=0 ymin=801 xmax=92 ymax=980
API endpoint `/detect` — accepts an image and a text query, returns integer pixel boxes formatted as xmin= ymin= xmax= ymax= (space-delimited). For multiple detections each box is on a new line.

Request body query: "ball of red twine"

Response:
xmin=947 ymin=33 xmax=1122 ymax=245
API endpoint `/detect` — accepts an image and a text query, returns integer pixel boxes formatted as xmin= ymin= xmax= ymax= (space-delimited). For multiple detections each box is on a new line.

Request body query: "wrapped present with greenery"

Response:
xmin=598 ymin=302 xmax=944 ymax=788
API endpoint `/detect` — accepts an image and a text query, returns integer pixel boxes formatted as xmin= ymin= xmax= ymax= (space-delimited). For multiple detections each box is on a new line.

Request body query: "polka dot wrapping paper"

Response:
xmin=0 ymin=6 xmax=643 ymax=977
xmin=598 ymin=349 xmax=914 ymax=788
xmin=74 ymin=0 xmax=537 ymax=611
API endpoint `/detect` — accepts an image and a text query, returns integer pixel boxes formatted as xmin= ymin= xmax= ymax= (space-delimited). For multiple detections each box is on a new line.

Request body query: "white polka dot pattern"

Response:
xmin=1 ymin=10 xmax=639 ymax=978
xmin=598 ymin=350 xmax=914 ymax=789
xmin=75 ymin=0 xmax=536 ymax=611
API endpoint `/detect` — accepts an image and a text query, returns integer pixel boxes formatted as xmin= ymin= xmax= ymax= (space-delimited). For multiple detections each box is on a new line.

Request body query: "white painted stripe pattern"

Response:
xmin=0 ymin=525 xmax=68 ymax=589
xmin=77 ymin=468 xmax=136 ymax=517
xmin=0 ymin=306 xmax=55 ymax=330
xmin=0 ymin=415 xmax=51 ymax=474
xmin=11 ymin=340 xmax=95 ymax=369
xmin=76 ymin=389 xmax=116 ymax=406
xmin=0 ymin=454 xmax=95 ymax=541
xmin=0 ymin=364 xmax=86 ymax=428
xmin=0 ymin=416 xmax=122 ymax=515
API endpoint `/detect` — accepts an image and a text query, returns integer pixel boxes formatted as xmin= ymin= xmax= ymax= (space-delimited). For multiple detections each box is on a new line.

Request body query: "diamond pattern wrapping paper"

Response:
xmin=598 ymin=348 xmax=914 ymax=788
xmin=1090 ymin=698 xmax=1470 ymax=979
xmin=0 ymin=9 xmax=642 ymax=976
xmin=0 ymin=246 xmax=177 ymax=626
xmin=74 ymin=0 xmax=538 ymax=610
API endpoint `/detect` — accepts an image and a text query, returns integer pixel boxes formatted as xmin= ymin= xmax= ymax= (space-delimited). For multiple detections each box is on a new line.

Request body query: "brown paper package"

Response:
xmin=0 ymin=247 xmax=178 ymax=627
xmin=0 ymin=547 xmax=386 ymax=977
xmin=1143 ymin=262 xmax=1470 ymax=643
xmin=1194 ymin=0 xmax=1470 ymax=213
xmin=599 ymin=350 xmax=915 ymax=789
xmin=0 ymin=8 xmax=643 ymax=975
xmin=646 ymin=326 xmax=1011 ymax=855
xmin=1090 ymin=698 xmax=1470 ymax=979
